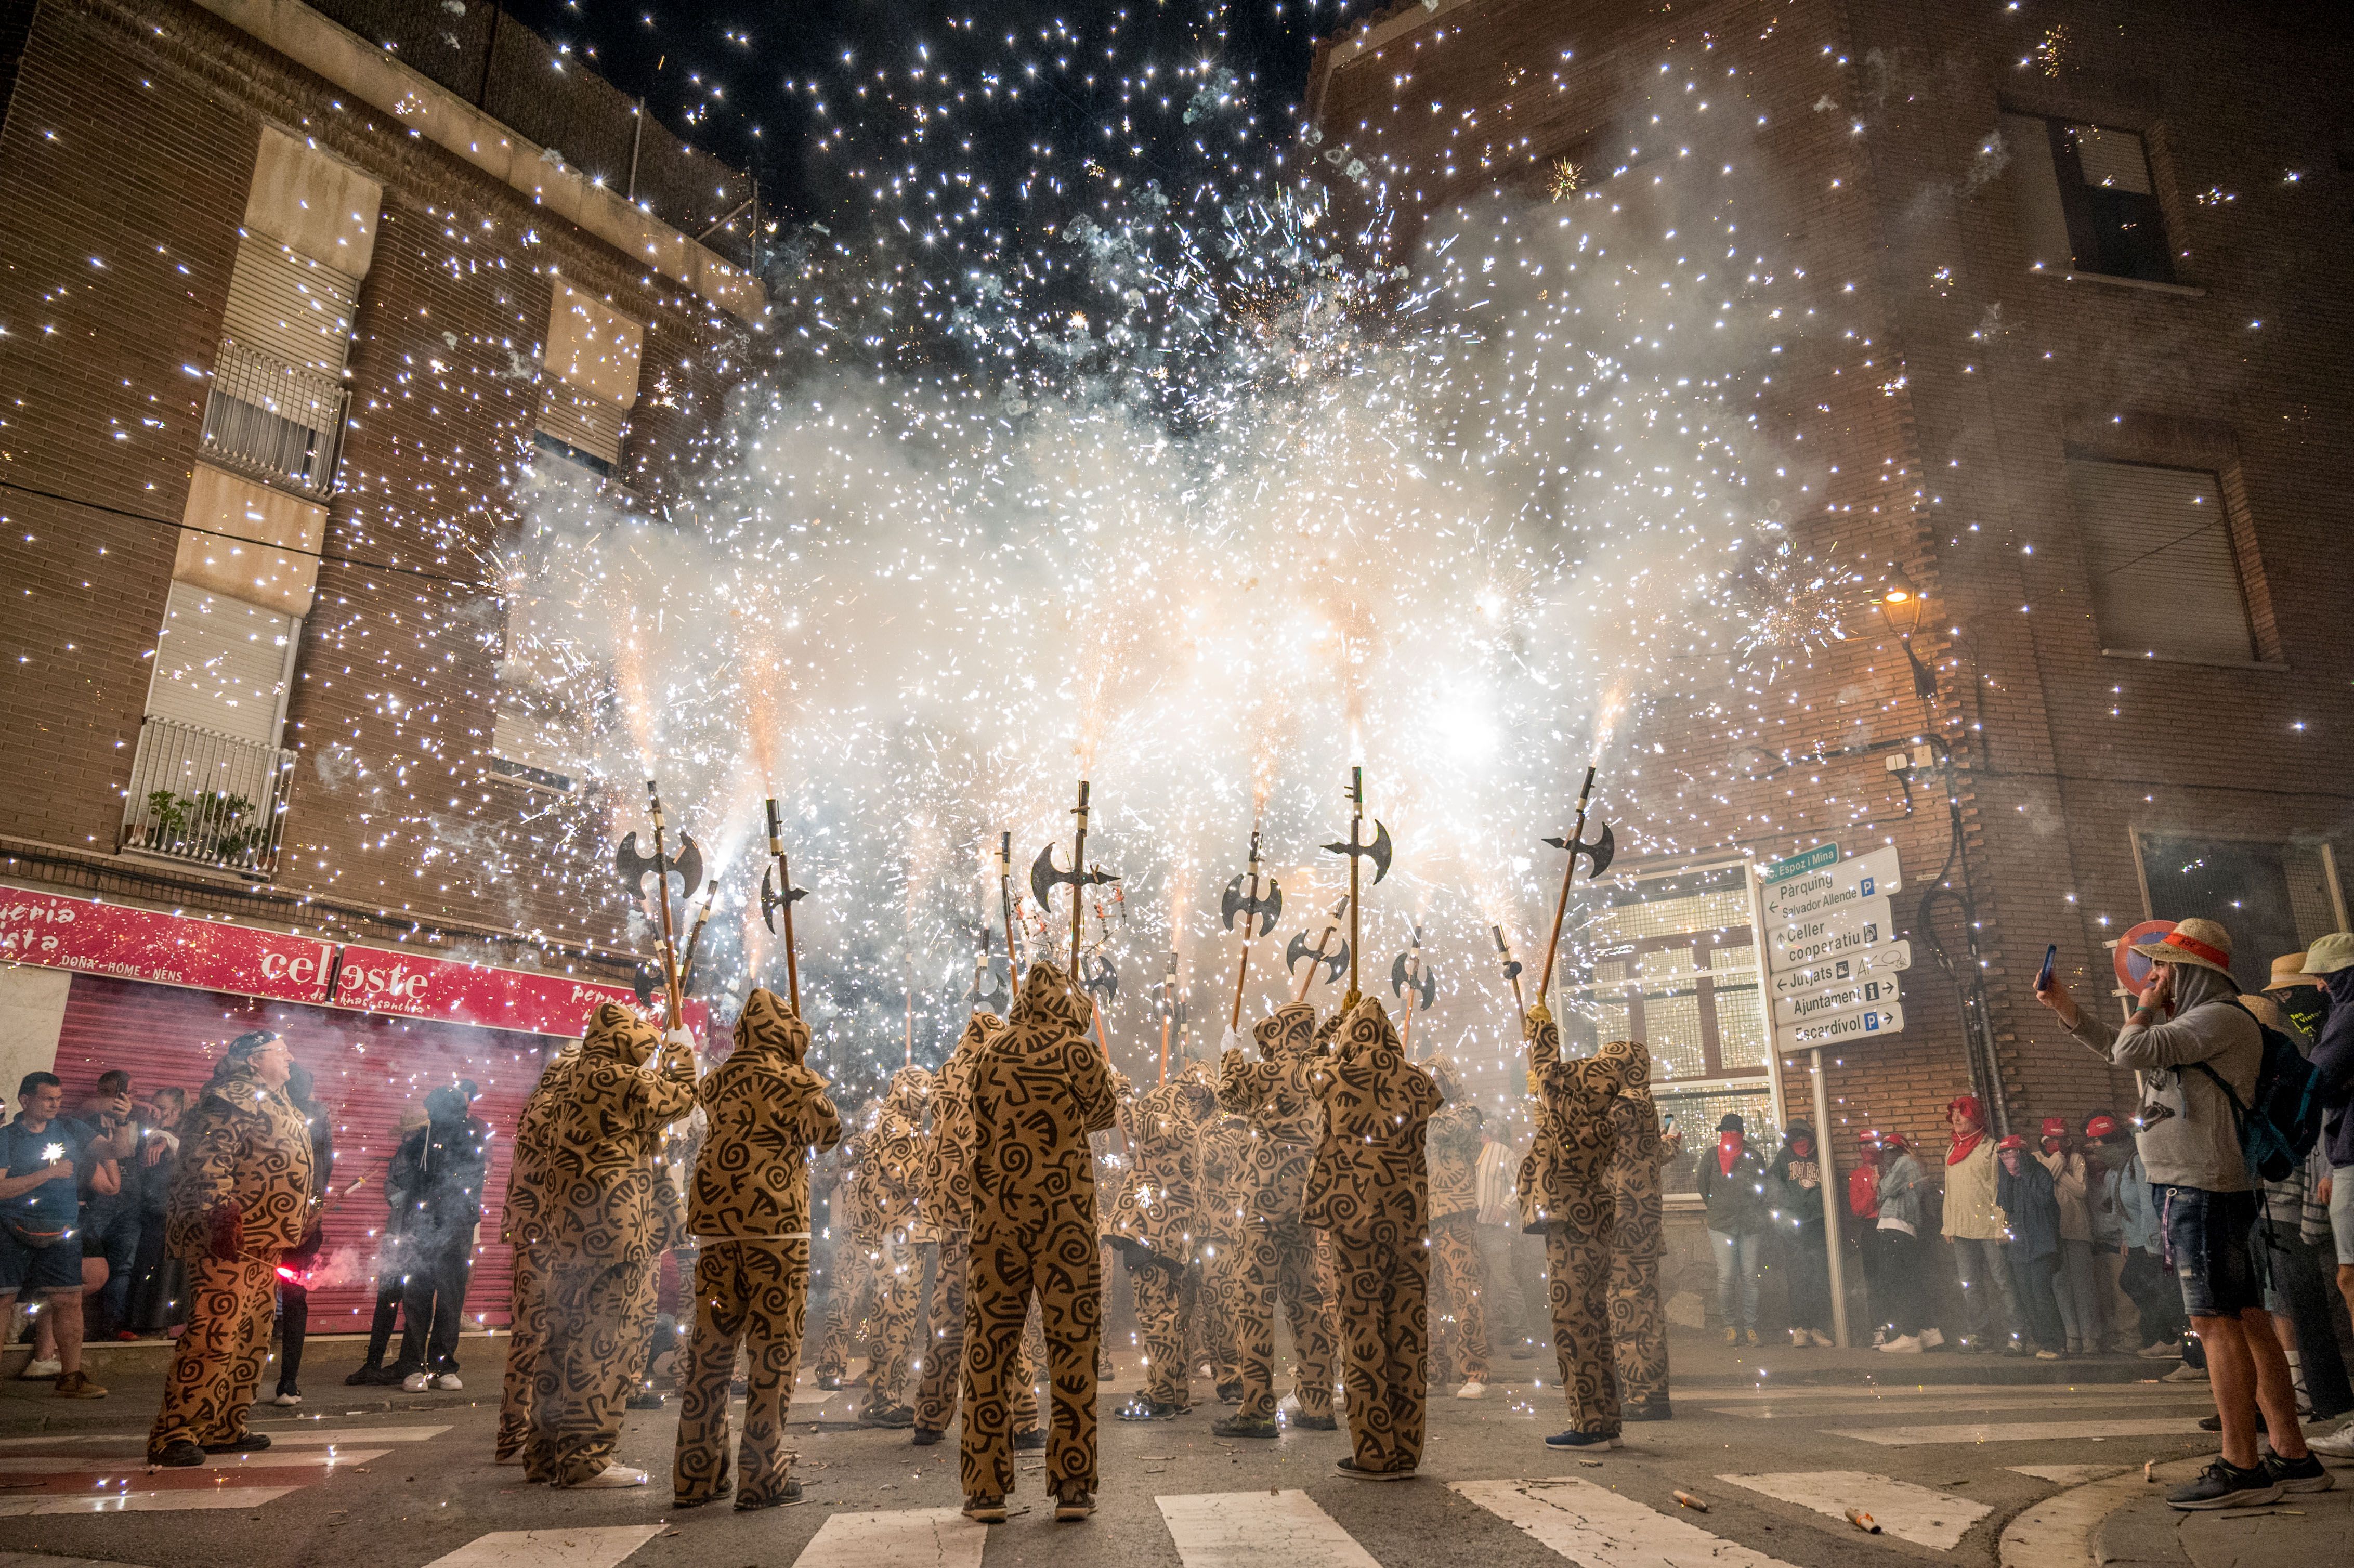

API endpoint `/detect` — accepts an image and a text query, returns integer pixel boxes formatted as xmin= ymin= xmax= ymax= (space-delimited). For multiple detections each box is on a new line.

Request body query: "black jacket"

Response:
xmin=388 ymin=1114 xmax=491 ymax=1245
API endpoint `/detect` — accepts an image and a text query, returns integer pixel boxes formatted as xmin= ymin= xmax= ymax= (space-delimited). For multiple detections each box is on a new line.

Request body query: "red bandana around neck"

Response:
xmin=1945 ymin=1094 xmax=1986 ymax=1166
xmin=1717 ymin=1132 xmax=1744 ymax=1175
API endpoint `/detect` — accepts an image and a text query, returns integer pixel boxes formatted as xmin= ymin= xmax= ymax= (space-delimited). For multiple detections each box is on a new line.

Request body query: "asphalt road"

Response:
xmin=0 ymin=1337 xmax=2335 ymax=1568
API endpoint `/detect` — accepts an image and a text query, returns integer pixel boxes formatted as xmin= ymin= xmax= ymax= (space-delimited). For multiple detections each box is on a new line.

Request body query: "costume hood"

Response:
xmin=583 ymin=1000 xmax=661 ymax=1068
xmin=1597 ymin=1037 xmax=1648 ymax=1093
xmin=1008 ymin=959 xmax=1094 ymax=1040
xmin=731 ymin=986 xmax=809 ymax=1068
xmin=1424 ymin=1053 xmax=1465 ymax=1102
xmin=1251 ymin=1001 xmax=1318 ymax=1062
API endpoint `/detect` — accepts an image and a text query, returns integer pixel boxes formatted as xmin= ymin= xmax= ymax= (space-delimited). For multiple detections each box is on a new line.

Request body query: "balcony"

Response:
xmin=119 ymin=716 xmax=296 ymax=877
xmin=199 ymin=340 xmax=349 ymax=499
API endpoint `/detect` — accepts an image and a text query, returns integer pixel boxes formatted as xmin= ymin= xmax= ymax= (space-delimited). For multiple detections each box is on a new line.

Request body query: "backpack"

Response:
xmin=2191 ymin=1000 xmax=2325 ymax=1183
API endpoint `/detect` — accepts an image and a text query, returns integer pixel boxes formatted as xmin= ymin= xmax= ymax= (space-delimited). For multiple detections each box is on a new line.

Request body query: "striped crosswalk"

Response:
xmin=1718 ymin=1470 xmax=1991 ymax=1549
xmin=1455 ymin=1476 xmax=1806 ymax=1568
xmin=1159 ymin=1489 xmax=1381 ymax=1568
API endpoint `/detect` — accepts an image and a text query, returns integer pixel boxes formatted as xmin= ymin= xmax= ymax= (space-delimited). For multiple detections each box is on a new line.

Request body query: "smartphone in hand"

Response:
xmin=2037 ymin=943 xmax=2057 ymax=990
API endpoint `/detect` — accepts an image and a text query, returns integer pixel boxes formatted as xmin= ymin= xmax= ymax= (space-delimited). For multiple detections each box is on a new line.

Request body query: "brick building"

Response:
xmin=0 ymin=0 xmax=761 ymax=1327
xmin=1305 ymin=0 xmax=2354 ymax=1251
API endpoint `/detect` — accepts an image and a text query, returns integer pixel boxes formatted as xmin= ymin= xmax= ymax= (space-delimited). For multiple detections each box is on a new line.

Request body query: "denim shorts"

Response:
xmin=0 ymin=1223 xmax=83 ymax=1294
xmin=2160 ymin=1185 xmax=2263 ymax=1318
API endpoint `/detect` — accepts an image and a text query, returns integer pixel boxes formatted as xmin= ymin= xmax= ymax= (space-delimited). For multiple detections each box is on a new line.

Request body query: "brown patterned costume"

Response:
xmin=1215 ymin=1003 xmax=1337 ymax=1428
xmin=1104 ymin=1075 xmax=1216 ymax=1412
xmin=496 ymin=1039 xmax=579 ymax=1461
xmin=1605 ymin=1051 xmax=1672 ymax=1414
xmin=525 ymin=1002 xmax=696 ymax=1485
xmin=148 ymin=1057 xmax=316 ymax=1459
xmin=813 ymin=1138 xmax=880 ymax=1381
xmin=1519 ymin=1014 xmax=1632 ymax=1439
xmin=1305 ymin=998 xmax=1443 ymax=1476
xmin=1192 ymin=1086 xmax=1253 ymax=1392
xmin=1422 ymin=1054 xmax=1492 ymax=1388
xmin=672 ymin=988 xmax=843 ymax=1508
xmin=858 ymin=1065 xmax=932 ymax=1420
xmin=960 ymin=962 xmax=1118 ymax=1511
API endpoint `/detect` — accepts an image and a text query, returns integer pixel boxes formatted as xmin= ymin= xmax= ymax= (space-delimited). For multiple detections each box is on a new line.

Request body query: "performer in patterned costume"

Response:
xmin=1605 ymin=1041 xmax=1676 ymax=1420
xmin=496 ymin=1038 xmax=581 ymax=1462
xmin=858 ymin=1065 xmax=932 ymax=1427
xmin=1519 ymin=1013 xmax=1634 ymax=1450
xmin=673 ymin=987 xmax=843 ymax=1509
xmin=813 ymin=1115 xmax=881 ymax=1388
xmin=1303 ymin=998 xmax=1443 ymax=1481
xmin=1105 ymin=1074 xmax=1215 ymax=1419
xmin=147 ymin=1031 xmax=315 ymax=1467
xmin=1191 ymin=1076 xmax=1253 ymax=1403
xmin=1212 ymin=1002 xmax=1340 ymax=1438
xmin=1422 ymin=1054 xmax=1492 ymax=1399
xmin=959 ymin=962 xmax=1119 ymax=1524
xmin=525 ymin=1002 xmax=695 ymax=1487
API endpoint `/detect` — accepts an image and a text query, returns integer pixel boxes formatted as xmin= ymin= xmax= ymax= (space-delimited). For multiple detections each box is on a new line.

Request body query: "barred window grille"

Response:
xmin=119 ymin=716 xmax=295 ymax=876
xmin=200 ymin=339 xmax=349 ymax=498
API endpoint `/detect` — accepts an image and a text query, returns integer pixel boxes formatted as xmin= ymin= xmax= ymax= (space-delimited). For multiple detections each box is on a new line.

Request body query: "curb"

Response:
xmin=2001 ymin=1459 xmax=2203 ymax=1568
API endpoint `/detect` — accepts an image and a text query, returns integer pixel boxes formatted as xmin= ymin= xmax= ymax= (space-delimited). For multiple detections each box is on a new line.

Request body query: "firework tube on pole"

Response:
xmin=613 ymin=779 xmax=700 ymax=1031
xmin=760 ymin=798 xmax=808 ymax=1014
xmin=677 ymin=879 xmax=718 ymax=996
xmin=1030 ymin=780 xmax=1119 ymax=979
xmin=1493 ymin=924 xmax=1528 ymax=1018
xmin=997 ymin=830 xmax=1023 ymax=990
xmin=1320 ymin=766 xmax=1392 ymax=1010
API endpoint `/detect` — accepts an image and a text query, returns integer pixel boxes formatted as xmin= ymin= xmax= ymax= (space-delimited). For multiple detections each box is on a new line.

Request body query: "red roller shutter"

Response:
xmin=49 ymin=974 xmax=548 ymax=1329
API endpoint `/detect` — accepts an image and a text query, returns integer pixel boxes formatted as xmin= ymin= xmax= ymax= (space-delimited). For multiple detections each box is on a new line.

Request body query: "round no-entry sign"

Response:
xmin=2113 ymin=919 xmax=2177 ymax=991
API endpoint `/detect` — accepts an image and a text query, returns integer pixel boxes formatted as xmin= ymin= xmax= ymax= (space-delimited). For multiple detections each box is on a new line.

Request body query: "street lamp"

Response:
xmin=1872 ymin=567 xmax=1938 ymax=703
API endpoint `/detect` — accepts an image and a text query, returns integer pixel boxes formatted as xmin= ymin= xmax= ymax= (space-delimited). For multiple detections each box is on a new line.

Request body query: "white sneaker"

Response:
xmin=2308 ymin=1425 xmax=2354 ymax=1461
xmin=1871 ymin=1328 xmax=1888 ymax=1347
xmin=434 ymin=1373 xmax=463 ymax=1391
xmin=1877 ymin=1335 xmax=1923 ymax=1353
xmin=271 ymin=1392 xmax=302 ymax=1407
xmin=571 ymin=1464 xmax=649 ymax=1488
xmin=1809 ymin=1329 xmax=1835 ymax=1348
xmin=1789 ymin=1328 xmax=1809 ymax=1347
xmin=2162 ymin=1362 xmax=2208 ymax=1383
xmin=401 ymin=1371 xmax=431 ymax=1392
xmin=1456 ymin=1381 xmax=1487 ymax=1400
xmin=2034 ymin=1349 xmax=2061 ymax=1361
xmin=1919 ymin=1327 xmax=1945 ymax=1349
xmin=19 ymin=1358 xmax=61 ymax=1380
xmin=2137 ymin=1341 xmax=2180 ymax=1359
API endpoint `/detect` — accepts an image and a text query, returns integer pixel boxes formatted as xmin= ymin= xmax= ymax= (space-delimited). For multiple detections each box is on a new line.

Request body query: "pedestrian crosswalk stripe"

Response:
xmin=1454 ymin=1477 xmax=1806 ymax=1568
xmin=0 ymin=1485 xmax=300 ymax=1516
xmin=789 ymin=1506 xmax=987 ymax=1568
xmin=0 ymin=1446 xmax=389 ymax=1474
xmin=247 ymin=1423 xmax=453 ymax=1443
xmin=1708 ymin=1393 xmax=2211 ymax=1419
xmin=1158 ymin=1489 xmax=1381 ymax=1568
xmin=1826 ymin=1419 xmax=2205 ymax=1447
xmin=1718 ymin=1471 xmax=1992 ymax=1549
xmin=416 ymin=1525 xmax=667 ymax=1568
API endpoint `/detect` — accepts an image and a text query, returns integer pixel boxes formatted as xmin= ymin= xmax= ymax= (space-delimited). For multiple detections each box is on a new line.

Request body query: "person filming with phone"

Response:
xmin=2034 ymin=920 xmax=2319 ymax=1509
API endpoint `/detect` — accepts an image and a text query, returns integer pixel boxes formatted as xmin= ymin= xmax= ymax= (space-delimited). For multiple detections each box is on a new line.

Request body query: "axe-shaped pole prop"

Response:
xmin=677 ymin=879 xmax=718 ymax=996
xmin=643 ymin=780 xmax=685 ymax=1030
xmin=1224 ymin=826 xmax=1281 ymax=1031
xmin=1535 ymin=765 xmax=1615 ymax=1004
xmin=1068 ymin=782 xmax=1092 ymax=975
xmin=1290 ymin=896 xmax=1352 ymax=1003
xmin=1493 ymin=924 xmax=1527 ymax=1018
xmin=763 ymin=799 xmax=804 ymax=1014
xmin=1319 ymin=768 xmax=1392 ymax=1010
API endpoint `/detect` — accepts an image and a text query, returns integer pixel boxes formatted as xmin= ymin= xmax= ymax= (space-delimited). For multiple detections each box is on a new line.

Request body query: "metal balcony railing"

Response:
xmin=199 ymin=339 xmax=349 ymax=498
xmin=119 ymin=716 xmax=296 ymax=876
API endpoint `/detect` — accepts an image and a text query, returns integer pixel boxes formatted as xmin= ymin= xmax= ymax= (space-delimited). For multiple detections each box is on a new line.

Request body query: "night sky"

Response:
xmin=499 ymin=0 xmax=1364 ymax=229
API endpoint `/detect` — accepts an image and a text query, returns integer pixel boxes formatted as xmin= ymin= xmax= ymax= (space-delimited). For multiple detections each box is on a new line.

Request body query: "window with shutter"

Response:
xmin=536 ymin=284 xmax=643 ymax=467
xmin=2065 ymin=459 xmax=2258 ymax=665
xmin=143 ymin=582 xmax=299 ymax=748
xmin=2000 ymin=113 xmax=2175 ymax=283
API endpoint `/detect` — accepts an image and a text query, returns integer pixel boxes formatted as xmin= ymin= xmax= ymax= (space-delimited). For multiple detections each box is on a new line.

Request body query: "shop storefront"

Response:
xmin=1 ymin=885 xmax=703 ymax=1329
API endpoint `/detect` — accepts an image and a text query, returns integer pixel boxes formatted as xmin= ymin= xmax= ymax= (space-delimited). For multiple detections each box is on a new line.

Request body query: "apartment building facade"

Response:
xmin=0 ymin=0 xmax=758 ymax=1324
xmin=1306 ymin=0 xmax=2354 ymax=1202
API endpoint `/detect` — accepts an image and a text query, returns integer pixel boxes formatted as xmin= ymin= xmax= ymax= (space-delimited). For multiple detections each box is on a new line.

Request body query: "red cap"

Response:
xmin=1996 ymin=1134 xmax=2028 ymax=1152
xmin=2084 ymin=1114 xmax=2120 ymax=1139
xmin=2039 ymin=1116 xmax=2066 ymax=1139
xmin=1859 ymin=1128 xmax=1881 ymax=1144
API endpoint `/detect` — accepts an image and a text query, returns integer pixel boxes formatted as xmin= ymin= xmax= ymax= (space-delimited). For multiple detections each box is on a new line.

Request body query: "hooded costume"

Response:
xmin=1603 ymin=1042 xmax=1673 ymax=1412
xmin=857 ymin=1064 xmax=933 ymax=1423
xmin=1105 ymin=1074 xmax=1216 ymax=1414
xmin=524 ymin=1002 xmax=696 ymax=1486
xmin=1185 ymin=1071 xmax=1250 ymax=1395
xmin=1421 ymin=1054 xmax=1492 ymax=1389
xmin=497 ymin=1039 xmax=579 ymax=1462
xmin=812 ymin=1125 xmax=882 ymax=1384
xmin=147 ymin=1042 xmax=316 ymax=1461
xmin=1213 ymin=1002 xmax=1338 ymax=1431
xmin=1305 ymin=998 xmax=1444 ymax=1477
xmin=673 ymin=987 xmax=843 ymax=1509
xmin=959 ymin=962 xmax=1119 ymax=1513
xmin=1518 ymin=1013 xmax=1632 ymax=1441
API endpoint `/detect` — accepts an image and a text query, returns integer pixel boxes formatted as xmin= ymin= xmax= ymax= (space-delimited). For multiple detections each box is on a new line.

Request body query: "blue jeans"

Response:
xmin=1709 ymin=1229 xmax=1763 ymax=1330
xmin=80 ymin=1206 xmax=140 ymax=1335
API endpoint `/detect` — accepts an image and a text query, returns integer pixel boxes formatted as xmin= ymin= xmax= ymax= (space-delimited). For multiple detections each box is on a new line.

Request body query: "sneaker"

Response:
xmin=2307 ymin=1424 xmax=2354 ymax=1460
xmin=814 ymin=1374 xmax=843 ymax=1392
xmin=963 ymin=1494 xmax=1008 ymax=1523
xmin=18 ymin=1357 xmax=61 ymax=1380
xmin=625 ymin=1391 xmax=666 ymax=1410
xmin=2137 ymin=1341 xmax=2180 ymax=1359
xmin=2035 ymin=1349 xmax=2061 ymax=1361
xmin=1744 ymin=1329 xmax=1760 ymax=1347
xmin=1212 ymin=1413 xmax=1279 ymax=1439
xmin=1624 ymin=1399 xmax=1673 ymax=1422
xmin=1543 ymin=1428 xmax=1621 ymax=1449
xmin=1335 ymin=1456 xmax=1415 ymax=1480
xmin=271 ymin=1390 xmax=302 ymax=1407
xmin=1054 ymin=1489 xmax=1096 ymax=1521
xmin=1722 ymin=1327 xmax=1738 ymax=1345
xmin=1919 ymin=1328 xmax=1945 ymax=1349
xmin=1457 ymin=1381 xmax=1488 ymax=1400
xmin=345 ymin=1364 xmax=386 ymax=1387
xmin=201 ymin=1433 xmax=270 ymax=1454
xmin=1291 ymin=1412 xmax=1339 ymax=1431
xmin=1809 ymin=1330 xmax=1835 ymax=1348
xmin=52 ymin=1369 xmax=106 ymax=1399
xmin=433 ymin=1373 xmax=463 ymax=1391
xmin=2166 ymin=1458 xmax=2282 ymax=1510
xmin=1789 ymin=1328 xmax=1809 ymax=1348
xmin=571 ymin=1464 xmax=649 ymax=1488
xmin=1878 ymin=1335 xmax=1923 ymax=1354
xmin=147 ymin=1440 xmax=205 ymax=1468
xmin=735 ymin=1479 xmax=804 ymax=1511
xmin=911 ymin=1427 xmax=945 ymax=1446
xmin=1013 ymin=1429 xmax=1047 ymax=1451
xmin=1217 ymin=1379 xmax=1244 ymax=1404
xmin=864 ymin=1402 xmax=916 ymax=1429
xmin=1510 ymin=1344 xmax=1536 ymax=1361
xmin=1116 ymin=1398 xmax=1183 ymax=1421
xmin=401 ymin=1371 xmax=430 ymax=1393
xmin=2163 ymin=1363 xmax=2209 ymax=1383
xmin=2266 ymin=1452 xmax=2332 ymax=1493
